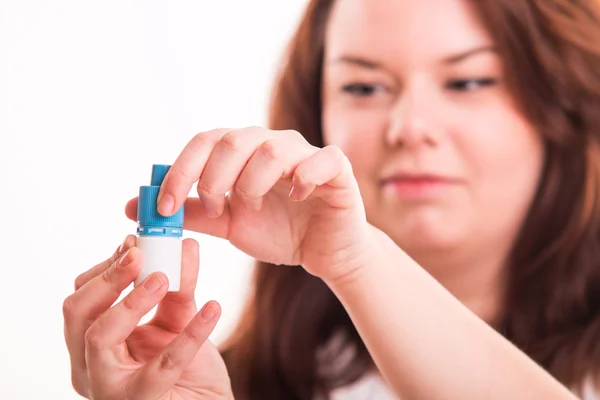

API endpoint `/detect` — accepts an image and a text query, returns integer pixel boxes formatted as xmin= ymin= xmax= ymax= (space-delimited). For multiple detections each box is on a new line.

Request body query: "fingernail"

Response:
xmin=201 ymin=301 xmax=218 ymax=322
xmin=248 ymin=198 xmax=262 ymax=212
xmin=143 ymin=274 xmax=165 ymax=294
xmin=198 ymin=194 xmax=219 ymax=218
xmin=118 ymin=249 xmax=133 ymax=267
xmin=158 ymin=192 xmax=175 ymax=216
xmin=118 ymin=235 xmax=130 ymax=254
xmin=206 ymin=207 xmax=220 ymax=219
xmin=117 ymin=238 xmax=127 ymax=255
xmin=289 ymin=185 xmax=301 ymax=201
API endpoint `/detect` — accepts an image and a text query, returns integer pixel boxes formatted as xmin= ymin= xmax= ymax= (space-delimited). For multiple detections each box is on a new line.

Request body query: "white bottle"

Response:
xmin=134 ymin=164 xmax=184 ymax=292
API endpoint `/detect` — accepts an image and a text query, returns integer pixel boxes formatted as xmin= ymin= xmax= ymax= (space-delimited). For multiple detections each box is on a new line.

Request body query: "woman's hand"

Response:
xmin=63 ymin=235 xmax=233 ymax=400
xmin=125 ymin=127 xmax=373 ymax=282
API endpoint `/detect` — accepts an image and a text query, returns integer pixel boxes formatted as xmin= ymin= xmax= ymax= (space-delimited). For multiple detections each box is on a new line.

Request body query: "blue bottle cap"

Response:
xmin=137 ymin=164 xmax=184 ymax=237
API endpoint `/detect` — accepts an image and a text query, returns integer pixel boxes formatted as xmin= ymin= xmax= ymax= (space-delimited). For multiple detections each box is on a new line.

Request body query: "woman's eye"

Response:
xmin=446 ymin=78 xmax=498 ymax=91
xmin=341 ymin=83 xmax=384 ymax=97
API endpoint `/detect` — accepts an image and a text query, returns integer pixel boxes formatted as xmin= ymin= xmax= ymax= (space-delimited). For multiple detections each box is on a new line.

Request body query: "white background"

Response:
xmin=0 ymin=1 xmax=308 ymax=398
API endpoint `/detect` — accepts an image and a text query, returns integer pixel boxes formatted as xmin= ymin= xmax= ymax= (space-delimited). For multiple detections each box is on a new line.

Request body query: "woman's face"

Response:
xmin=322 ymin=0 xmax=544 ymax=268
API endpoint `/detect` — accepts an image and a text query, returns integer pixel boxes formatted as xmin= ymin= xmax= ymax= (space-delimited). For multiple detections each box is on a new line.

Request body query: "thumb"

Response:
xmin=125 ymin=197 xmax=230 ymax=239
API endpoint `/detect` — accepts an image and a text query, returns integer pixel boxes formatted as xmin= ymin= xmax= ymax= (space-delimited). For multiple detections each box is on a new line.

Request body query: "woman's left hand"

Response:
xmin=125 ymin=126 xmax=373 ymax=282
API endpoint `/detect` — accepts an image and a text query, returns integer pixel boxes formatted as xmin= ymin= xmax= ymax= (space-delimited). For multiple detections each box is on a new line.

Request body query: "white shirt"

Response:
xmin=318 ymin=333 xmax=397 ymax=399
xmin=330 ymin=372 xmax=397 ymax=399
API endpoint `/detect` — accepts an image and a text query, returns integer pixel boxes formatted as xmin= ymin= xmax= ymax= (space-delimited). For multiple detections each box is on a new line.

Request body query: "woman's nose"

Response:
xmin=385 ymin=88 xmax=439 ymax=149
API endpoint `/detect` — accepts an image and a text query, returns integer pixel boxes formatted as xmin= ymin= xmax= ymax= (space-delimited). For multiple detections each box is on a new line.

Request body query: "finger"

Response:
xmin=125 ymin=197 xmax=231 ymax=239
xmin=63 ymin=245 xmax=142 ymax=387
xmin=151 ymin=238 xmax=200 ymax=332
xmin=197 ymin=127 xmax=276 ymax=218
xmin=157 ymin=128 xmax=231 ymax=217
xmin=85 ymin=272 xmax=169 ymax=375
xmin=289 ymin=145 xmax=360 ymax=208
xmin=127 ymin=301 xmax=221 ymax=399
xmin=74 ymin=235 xmax=136 ymax=290
xmin=234 ymin=138 xmax=317 ymax=211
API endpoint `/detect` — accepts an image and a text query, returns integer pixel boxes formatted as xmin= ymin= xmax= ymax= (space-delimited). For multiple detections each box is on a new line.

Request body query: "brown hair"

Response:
xmin=220 ymin=0 xmax=600 ymax=398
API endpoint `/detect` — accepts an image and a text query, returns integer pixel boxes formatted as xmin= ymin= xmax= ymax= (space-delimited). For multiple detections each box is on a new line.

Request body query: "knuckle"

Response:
xmin=258 ymin=139 xmax=282 ymax=161
xmin=106 ymin=250 xmax=118 ymax=267
xmin=324 ymin=145 xmax=352 ymax=173
xmin=168 ymin=165 xmax=190 ymax=183
xmin=192 ymin=131 xmax=218 ymax=148
xmin=84 ymin=326 xmax=104 ymax=349
xmin=219 ymin=131 xmax=243 ymax=152
xmin=197 ymin=182 xmax=217 ymax=197
xmin=100 ymin=265 xmax=124 ymax=297
xmin=101 ymin=267 xmax=121 ymax=295
xmin=284 ymin=129 xmax=303 ymax=141
xmin=122 ymin=292 xmax=140 ymax=312
xmin=74 ymin=274 xmax=86 ymax=291
xmin=157 ymin=351 xmax=178 ymax=372
xmin=101 ymin=267 xmax=113 ymax=285
xmin=246 ymin=125 xmax=262 ymax=132
xmin=182 ymin=325 xmax=203 ymax=345
xmin=62 ymin=295 xmax=77 ymax=319
xmin=235 ymin=184 xmax=259 ymax=201
xmin=324 ymin=144 xmax=346 ymax=161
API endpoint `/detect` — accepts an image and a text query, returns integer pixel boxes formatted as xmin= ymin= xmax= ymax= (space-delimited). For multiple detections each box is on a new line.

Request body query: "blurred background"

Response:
xmin=0 ymin=1 xmax=308 ymax=398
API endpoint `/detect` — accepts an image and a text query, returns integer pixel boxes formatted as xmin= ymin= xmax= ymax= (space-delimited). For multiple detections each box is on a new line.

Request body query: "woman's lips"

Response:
xmin=381 ymin=175 xmax=460 ymax=200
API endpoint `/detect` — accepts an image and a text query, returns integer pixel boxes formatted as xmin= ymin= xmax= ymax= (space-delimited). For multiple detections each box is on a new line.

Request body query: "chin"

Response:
xmin=379 ymin=208 xmax=468 ymax=255
xmin=398 ymin=228 xmax=462 ymax=254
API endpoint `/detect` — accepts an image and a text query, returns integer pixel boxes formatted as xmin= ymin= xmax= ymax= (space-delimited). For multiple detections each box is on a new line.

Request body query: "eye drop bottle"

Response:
xmin=135 ymin=164 xmax=184 ymax=292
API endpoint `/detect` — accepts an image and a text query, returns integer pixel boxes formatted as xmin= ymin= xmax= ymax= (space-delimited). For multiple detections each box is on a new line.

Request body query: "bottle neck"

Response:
xmin=137 ymin=225 xmax=183 ymax=238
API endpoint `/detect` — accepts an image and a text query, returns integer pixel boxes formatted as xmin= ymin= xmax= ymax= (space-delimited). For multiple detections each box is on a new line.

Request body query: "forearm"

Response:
xmin=324 ymin=226 xmax=578 ymax=400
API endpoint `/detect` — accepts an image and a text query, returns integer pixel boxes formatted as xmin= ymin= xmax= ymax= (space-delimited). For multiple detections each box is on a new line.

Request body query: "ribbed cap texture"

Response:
xmin=137 ymin=164 xmax=184 ymax=228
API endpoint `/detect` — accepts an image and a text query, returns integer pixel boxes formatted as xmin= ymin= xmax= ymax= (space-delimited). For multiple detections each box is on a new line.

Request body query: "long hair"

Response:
xmin=220 ymin=1 xmax=600 ymax=398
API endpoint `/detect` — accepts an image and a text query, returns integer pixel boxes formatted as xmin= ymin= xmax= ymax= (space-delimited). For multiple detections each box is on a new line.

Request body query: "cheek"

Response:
xmin=322 ymin=107 xmax=388 ymax=179
xmin=456 ymin=107 xmax=544 ymax=235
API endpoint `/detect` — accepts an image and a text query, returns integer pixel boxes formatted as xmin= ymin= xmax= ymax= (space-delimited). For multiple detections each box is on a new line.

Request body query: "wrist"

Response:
xmin=319 ymin=223 xmax=389 ymax=291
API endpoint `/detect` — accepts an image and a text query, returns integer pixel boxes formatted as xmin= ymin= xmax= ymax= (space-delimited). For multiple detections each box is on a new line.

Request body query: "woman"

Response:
xmin=63 ymin=0 xmax=600 ymax=399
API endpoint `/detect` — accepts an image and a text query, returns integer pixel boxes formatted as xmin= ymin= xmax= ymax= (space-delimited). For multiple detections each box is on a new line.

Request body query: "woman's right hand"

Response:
xmin=62 ymin=235 xmax=233 ymax=400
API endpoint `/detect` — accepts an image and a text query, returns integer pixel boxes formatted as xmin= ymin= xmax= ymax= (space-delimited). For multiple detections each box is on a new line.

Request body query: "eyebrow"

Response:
xmin=329 ymin=56 xmax=382 ymax=69
xmin=328 ymin=45 xmax=496 ymax=69
xmin=441 ymin=45 xmax=496 ymax=64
